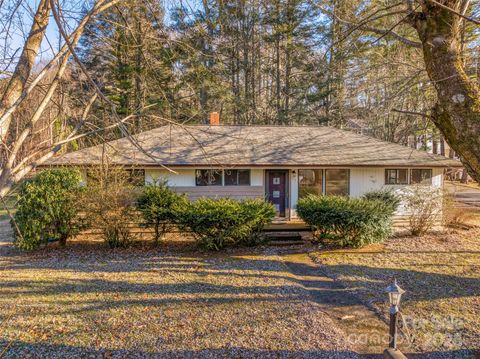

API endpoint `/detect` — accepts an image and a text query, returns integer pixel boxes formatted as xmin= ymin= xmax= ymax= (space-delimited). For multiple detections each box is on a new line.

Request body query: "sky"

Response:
xmin=0 ymin=0 xmax=72 ymax=71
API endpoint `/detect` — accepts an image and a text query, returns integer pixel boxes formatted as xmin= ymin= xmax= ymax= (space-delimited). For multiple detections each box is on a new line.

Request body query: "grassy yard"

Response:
xmin=1 ymin=218 xmax=479 ymax=358
xmin=0 ymin=220 xmax=358 ymax=359
xmin=311 ymin=228 xmax=480 ymax=357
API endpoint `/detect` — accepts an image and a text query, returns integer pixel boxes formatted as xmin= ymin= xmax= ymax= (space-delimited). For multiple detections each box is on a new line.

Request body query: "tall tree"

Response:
xmin=325 ymin=0 xmax=480 ymax=182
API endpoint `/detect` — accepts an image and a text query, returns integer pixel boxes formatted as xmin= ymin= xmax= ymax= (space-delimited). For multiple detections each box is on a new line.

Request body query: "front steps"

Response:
xmin=265 ymin=231 xmax=303 ymax=246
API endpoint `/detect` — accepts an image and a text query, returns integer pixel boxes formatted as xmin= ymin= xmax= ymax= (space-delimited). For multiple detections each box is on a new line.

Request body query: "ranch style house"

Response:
xmin=46 ymin=115 xmax=461 ymax=220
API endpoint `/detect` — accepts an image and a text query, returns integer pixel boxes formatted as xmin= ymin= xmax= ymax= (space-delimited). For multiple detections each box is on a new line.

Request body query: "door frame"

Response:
xmin=265 ymin=169 xmax=290 ymax=218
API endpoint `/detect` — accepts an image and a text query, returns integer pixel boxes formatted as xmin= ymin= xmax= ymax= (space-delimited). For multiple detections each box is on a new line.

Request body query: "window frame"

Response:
xmin=325 ymin=168 xmax=350 ymax=196
xmin=384 ymin=168 xmax=409 ymax=185
xmin=298 ymin=169 xmax=324 ymax=198
xmin=224 ymin=169 xmax=251 ymax=186
xmin=195 ymin=169 xmax=223 ymax=186
xmin=195 ymin=168 xmax=252 ymax=186
xmin=410 ymin=168 xmax=433 ymax=185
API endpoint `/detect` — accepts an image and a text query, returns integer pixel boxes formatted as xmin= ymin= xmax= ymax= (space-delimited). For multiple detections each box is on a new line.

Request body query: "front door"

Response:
xmin=266 ymin=170 xmax=288 ymax=217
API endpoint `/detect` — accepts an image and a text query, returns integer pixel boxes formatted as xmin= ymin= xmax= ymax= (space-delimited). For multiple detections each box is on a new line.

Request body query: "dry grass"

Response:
xmin=0 ymin=220 xmax=358 ymax=359
xmin=311 ymin=228 xmax=480 ymax=357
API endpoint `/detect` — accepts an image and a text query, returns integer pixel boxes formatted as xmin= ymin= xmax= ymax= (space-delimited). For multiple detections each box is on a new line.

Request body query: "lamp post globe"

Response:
xmin=386 ymin=278 xmax=405 ymax=308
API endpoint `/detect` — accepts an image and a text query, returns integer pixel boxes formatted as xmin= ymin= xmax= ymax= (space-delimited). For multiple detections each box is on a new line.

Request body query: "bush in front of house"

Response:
xmin=81 ymin=166 xmax=139 ymax=248
xmin=402 ymin=185 xmax=443 ymax=236
xmin=12 ymin=168 xmax=84 ymax=250
xmin=177 ymin=198 xmax=275 ymax=250
xmin=297 ymin=195 xmax=396 ymax=247
xmin=137 ymin=181 xmax=188 ymax=245
xmin=362 ymin=190 xmax=400 ymax=212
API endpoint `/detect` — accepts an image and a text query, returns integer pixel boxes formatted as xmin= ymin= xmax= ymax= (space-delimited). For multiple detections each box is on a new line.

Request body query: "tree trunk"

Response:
xmin=410 ymin=3 xmax=480 ymax=182
xmin=275 ymin=0 xmax=281 ymax=124
xmin=432 ymin=132 xmax=438 ymax=154
xmin=133 ymin=10 xmax=145 ymax=131
xmin=0 ymin=0 xmax=51 ymax=141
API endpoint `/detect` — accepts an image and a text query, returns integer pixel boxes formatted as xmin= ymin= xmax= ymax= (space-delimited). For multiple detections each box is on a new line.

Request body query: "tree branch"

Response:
xmin=392 ymin=108 xmax=430 ymax=118
xmin=427 ymin=0 xmax=480 ymax=25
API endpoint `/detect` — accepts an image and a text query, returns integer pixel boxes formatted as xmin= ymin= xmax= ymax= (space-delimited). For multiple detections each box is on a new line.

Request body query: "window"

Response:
xmin=126 ymin=169 xmax=145 ymax=186
xmin=298 ymin=169 xmax=323 ymax=198
xmin=224 ymin=169 xmax=250 ymax=186
xmin=411 ymin=169 xmax=432 ymax=184
xmin=325 ymin=169 xmax=349 ymax=196
xmin=195 ymin=169 xmax=222 ymax=186
xmin=385 ymin=169 xmax=408 ymax=185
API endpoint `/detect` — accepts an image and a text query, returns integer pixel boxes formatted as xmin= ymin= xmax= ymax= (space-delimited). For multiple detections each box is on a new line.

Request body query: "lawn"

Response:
xmin=1 ymin=217 xmax=479 ymax=358
xmin=0 ymin=220 xmax=358 ymax=359
xmin=311 ymin=228 xmax=480 ymax=357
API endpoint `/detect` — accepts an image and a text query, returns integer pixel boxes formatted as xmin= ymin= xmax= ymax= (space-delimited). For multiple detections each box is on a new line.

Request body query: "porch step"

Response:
xmin=269 ymin=240 xmax=304 ymax=246
xmin=265 ymin=231 xmax=303 ymax=245
xmin=264 ymin=221 xmax=310 ymax=231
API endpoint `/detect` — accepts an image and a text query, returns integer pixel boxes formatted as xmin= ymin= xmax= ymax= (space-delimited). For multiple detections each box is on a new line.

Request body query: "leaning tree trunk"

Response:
xmin=0 ymin=0 xmax=51 ymax=141
xmin=410 ymin=2 xmax=480 ymax=183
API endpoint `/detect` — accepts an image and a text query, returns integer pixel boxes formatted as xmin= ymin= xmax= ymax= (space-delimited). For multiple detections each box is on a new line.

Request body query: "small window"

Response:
xmin=299 ymin=169 xmax=323 ymax=198
xmin=411 ymin=169 xmax=432 ymax=184
xmin=126 ymin=169 xmax=145 ymax=186
xmin=196 ymin=169 xmax=222 ymax=186
xmin=325 ymin=169 xmax=349 ymax=196
xmin=224 ymin=169 xmax=250 ymax=186
xmin=385 ymin=169 xmax=408 ymax=185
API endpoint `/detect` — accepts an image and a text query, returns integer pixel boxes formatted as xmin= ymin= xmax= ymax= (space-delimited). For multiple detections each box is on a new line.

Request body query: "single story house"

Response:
xmin=46 ymin=116 xmax=461 ymax=220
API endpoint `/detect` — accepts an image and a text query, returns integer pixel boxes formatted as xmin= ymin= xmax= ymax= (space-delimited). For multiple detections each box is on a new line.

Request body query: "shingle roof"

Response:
xmin=46 ymin=124 xmax=462 ymax=168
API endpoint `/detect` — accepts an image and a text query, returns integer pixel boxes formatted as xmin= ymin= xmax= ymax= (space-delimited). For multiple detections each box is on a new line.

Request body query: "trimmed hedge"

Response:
xmin=362 ymin=190 xmax=400 ymax=212
xmin=177 ymin=198 xmax=275 ymax=250
xmin=297 ymin=195 xmax=396 ymax=247
xmin=12 ymin=168 xmax=84 ymax=250
xmin=137 ymin=181 xmax=188 ymax=244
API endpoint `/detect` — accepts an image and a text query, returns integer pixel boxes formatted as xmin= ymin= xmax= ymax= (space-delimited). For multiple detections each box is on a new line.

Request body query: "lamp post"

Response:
xmin=386 ymin=279 xmax=405 ymax=350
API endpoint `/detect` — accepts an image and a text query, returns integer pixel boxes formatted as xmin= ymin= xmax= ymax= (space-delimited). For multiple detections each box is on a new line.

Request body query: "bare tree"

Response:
xmin=0 ymin=0 xmax=121 ymax=198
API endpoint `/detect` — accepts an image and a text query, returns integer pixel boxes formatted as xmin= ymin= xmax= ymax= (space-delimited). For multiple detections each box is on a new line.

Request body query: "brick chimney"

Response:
xmin=209 ymin=112 xmax=220 ymax=126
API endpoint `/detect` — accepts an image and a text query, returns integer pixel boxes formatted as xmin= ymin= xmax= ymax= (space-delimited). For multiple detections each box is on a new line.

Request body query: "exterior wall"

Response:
xmin=349 ymin=167 xmax=443 ymax=217
xmin=290 ymin=167 xmax=444 ymax=219
xmin=145 ymin=167 xmax=444 ymax=220
xmin=290 ymin=170 xmax=299 ymax=218
xmin=349 ymin=167 xmax=385 ymax=197
xmin=145 ymin=168 xmax=196 ymax=186
xmin=145 ymin=168 xmax=265 ymax=201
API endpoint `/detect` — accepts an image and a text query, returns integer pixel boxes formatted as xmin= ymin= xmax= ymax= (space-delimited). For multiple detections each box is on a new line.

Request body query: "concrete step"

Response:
xmin=269 ymin=240 xmax=305 ymax=246
xmin=265 ymin=231 xmax=303 ymax=242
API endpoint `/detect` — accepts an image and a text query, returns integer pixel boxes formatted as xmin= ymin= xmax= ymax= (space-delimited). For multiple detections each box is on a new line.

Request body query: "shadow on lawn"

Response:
xmin=1 ymin=248 xmax=479 ymax=303
xmin=0 ymin=340 xmax=475 ymax=359
xmin=320 ymin=263 xmax=480 ymax=301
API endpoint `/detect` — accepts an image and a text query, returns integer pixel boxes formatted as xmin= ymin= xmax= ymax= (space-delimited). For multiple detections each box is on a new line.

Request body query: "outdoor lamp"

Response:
xmin=386 ymin=279 xmax=405 ymax=308
xmin=385 ymin=279 xmax=405 ymax=350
